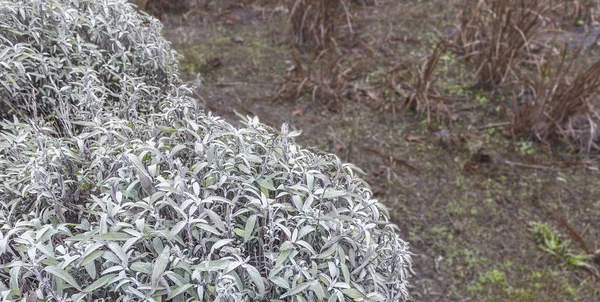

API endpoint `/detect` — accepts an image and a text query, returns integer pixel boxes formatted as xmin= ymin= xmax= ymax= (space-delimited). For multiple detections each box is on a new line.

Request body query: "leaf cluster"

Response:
xmin=0 ymin=0 xmax=181 ymax=134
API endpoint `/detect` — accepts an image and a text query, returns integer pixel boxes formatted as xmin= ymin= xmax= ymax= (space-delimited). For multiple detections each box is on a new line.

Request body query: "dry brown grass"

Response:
xmin=405 ymin=43 xmax=452 ymax=124
xmin=382 ymin=41 xmax=458 ymax=125
xmin=511 ymin=47 xmax=600 ymax=153
xmin=455 ymin=0 xmax=548 ymax=88
xmin=453 ymin=0 xmax=600 ymax=153
xmin=287 ymin=0 xmax=352 ymax=49
xmin=547 ymin=0 xmax=598 ymax=26
xmin=273 ymin=45 xmax=357 ymax=108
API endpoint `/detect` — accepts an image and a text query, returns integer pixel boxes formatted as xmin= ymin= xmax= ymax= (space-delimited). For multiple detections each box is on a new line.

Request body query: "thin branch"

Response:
xmin=360 ymin=147 xmax=420 ymax=173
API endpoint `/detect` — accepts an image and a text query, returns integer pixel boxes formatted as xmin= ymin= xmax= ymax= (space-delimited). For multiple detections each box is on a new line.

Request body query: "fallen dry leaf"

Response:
xmin=364 ymin=90 xmax=383 ymax=109
xmin=291 ymin=107 xmax=304 ymax=117
xmin=232 ymin=36 xmax=244 ymax=44
xmin=371 ymin=169 xmax=386 ymax=177
xmin=405 ymin=134 xmax=425 ymax=142
xmin=366 ymin=90 xmax=383 ymax=102
xmin=462 ymin=162 xmax=479 ymax=172
xmin=225 ymin=15 xmax=240 ymax=25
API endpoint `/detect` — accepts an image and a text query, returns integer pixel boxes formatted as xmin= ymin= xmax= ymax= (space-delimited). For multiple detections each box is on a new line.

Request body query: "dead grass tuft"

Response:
xmin=455 ymin=0 xmax=547 ymax=88
xmin=511 ymin=47 xmax=600 ymax=153
xmin=405 ymin=43 xmax=452 ymax=124
xmin=287 ymin=0 xmax=352 ymax=49
xmin=384 ymin=42 xmax=455 ymax=125
xmin=547 ymin=0 xmax=599 ymax=26
xmin=273 ymin=44 xmax=358 ymax=109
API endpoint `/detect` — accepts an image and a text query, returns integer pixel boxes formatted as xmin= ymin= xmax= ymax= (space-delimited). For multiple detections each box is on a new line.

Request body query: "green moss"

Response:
xmin=507 ymin=270 xmax=580 ymax=301
xmin=177 ymin=46 xmax=210 ymax=74
xmin=467 ymin=269 xmax=507 ymax=294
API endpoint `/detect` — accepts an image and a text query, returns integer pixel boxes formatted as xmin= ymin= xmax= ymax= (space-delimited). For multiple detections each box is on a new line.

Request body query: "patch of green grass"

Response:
xmin=177 ymin=45 xmax=211 ymax=74
xmin=447 ymin=248 xmax=486 ymax=269
xmin=507 ymin=270 xmax=580 ymax=301
xmin=529 ymin=222 xmax=596 ymax=273
xmin=518 ymin=141 xmax=536 ymax=156
xmin=467 ymin=269 xmax=508 ymax=294
xmin=446 ymin=200 xmax=479 ymax=216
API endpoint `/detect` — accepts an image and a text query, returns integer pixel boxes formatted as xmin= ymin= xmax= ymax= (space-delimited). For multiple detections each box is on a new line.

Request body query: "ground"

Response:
xmin=156 ymin=0 xmax=599 ymax=300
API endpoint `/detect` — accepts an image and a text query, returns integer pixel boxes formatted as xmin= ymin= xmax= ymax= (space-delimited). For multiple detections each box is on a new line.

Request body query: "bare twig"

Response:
xmin=502 ymin=160 xmax=561 ymax=171
xmin=287 ymin=0 xmax=347 ymax=49
xmin=360 ymin=147 xmax=420 ymax=173
xmin=32 ymin=268 xmax=63 ymax=302
xmin=536 ymin=197 xmax=591 ymax=255
xmin=478 ymin=122 xmax=511 ymax=129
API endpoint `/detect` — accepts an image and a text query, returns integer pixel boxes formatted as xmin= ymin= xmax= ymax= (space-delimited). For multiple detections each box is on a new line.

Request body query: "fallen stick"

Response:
xmin=536 ymin=198 xmax=591 ymax=255
xmin=478 ymin=122 xmax=511 ymax=130
xmin=503 ymin=160 xmax=561 ymax=171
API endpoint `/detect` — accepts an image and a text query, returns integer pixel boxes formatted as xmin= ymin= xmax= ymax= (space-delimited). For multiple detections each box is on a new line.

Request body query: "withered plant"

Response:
xmin=512 ymin=47 xmax=600 ymax=153
xmin=287 ymin=0 xmax=352 ymax=49
xmin=386 ymin=42 xmax=452 ymax=124
xmin=273 ymin=45 xmax=357 ymax=107
xmin=455 ymin=0 xmax=547 ymax=88
xmin=547 ymin=0 xmax=598 ymax=26
xmin=406 ymin=44 xmax=451 ymax=124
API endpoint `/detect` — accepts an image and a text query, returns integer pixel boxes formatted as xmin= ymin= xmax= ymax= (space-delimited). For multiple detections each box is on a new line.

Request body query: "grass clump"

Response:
xmin=0 ymin=0 xmax=412 ymax=300
xmin=529 ymin=222 xmax=596 ymax=273
xmin=455 ymin=0 xmax=547 ymax=88
xmin=287 ymin=0 xmax=351 ymax=49
xmin=511 ymin=49 xmax=600 ymax=153
xmin=452 ymin=0 xmax=600 ymax=153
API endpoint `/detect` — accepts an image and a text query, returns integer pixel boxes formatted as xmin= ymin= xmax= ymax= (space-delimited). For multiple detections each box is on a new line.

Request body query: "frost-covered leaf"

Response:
xmin=44 ymin=266 xmax=81 ymax=291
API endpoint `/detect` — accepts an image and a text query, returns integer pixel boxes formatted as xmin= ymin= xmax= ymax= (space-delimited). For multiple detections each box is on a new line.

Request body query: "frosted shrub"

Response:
xmin=0 ymin=0 xmax=412 ymax=301
xmin=0 ymin=0 xmax=181 ymax=133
